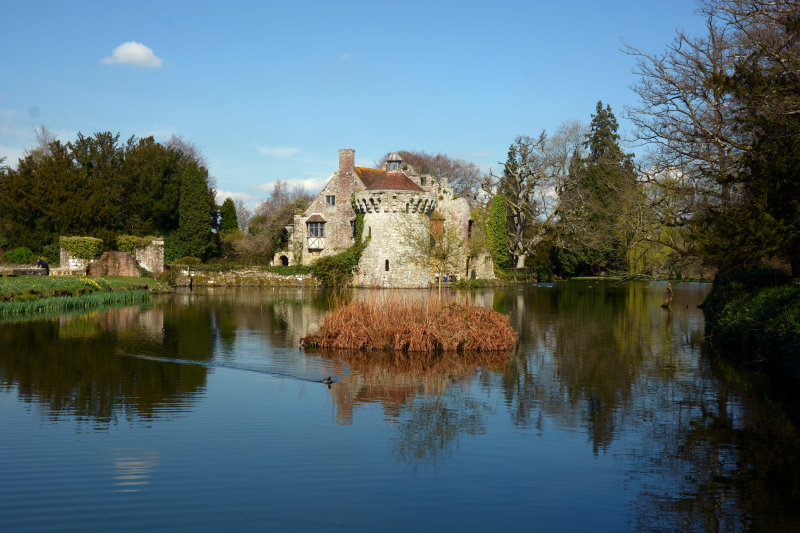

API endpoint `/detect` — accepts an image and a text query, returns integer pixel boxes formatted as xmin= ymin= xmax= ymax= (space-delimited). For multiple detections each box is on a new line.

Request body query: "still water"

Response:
xmin=1 ymin=282 xmax=799 ymax=532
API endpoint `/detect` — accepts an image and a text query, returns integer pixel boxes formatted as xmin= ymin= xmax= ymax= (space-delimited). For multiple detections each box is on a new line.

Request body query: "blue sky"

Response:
xmin=0 ymin=0 xmax=708 ymax=207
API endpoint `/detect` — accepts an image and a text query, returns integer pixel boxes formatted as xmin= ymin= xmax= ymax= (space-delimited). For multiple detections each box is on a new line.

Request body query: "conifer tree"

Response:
xmin=559 ymin=101 xmax=641 ymax=274
xmin=219 ymin=197 xmax=239 ymax=232
xmin=178 ymin=161 xmax=213 ymax=259
xmin=487 ymin=195 xmax=510 ymax=270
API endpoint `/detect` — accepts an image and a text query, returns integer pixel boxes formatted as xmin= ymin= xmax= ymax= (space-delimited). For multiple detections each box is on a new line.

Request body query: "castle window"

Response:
xmin=307 ymin=221 xmax=325 ymax=237
xmin=387 ymin=161 xmax=400 ymax=171
xmin=468 ymin=220 xmax=473 ymax=239
xmin=385 ymin=259 xmax=389 ymax=272
xmin=326 ymin=195 xmax=335 ymax=206
xmin=420 ymin=177 xmax=426 ymax=186
xmin=351 ymin=220 xmax=357 ymax=239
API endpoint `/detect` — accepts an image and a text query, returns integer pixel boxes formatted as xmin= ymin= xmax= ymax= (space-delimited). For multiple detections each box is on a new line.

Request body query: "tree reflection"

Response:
xmin=497 ymin=282 xmax=708 ymax=454
xmin=629 ymin=349 xmax=800 ymax=532
xmin=318 ymin=348 xmax=502 ymax=468
xmin=0 ymin=300 xmax=212 ymax=425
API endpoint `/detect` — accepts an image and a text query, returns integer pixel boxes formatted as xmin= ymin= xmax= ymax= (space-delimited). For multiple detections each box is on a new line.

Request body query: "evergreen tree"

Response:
xmin=178 ymin=161 xmax=213 ymax=259
xmin=219 ymin=197 xmax=239 ymax=232
xmin=487 ymin=195 xmax=510 ymax=270
xmin=558 ymin=102 xmax=641 ymax=274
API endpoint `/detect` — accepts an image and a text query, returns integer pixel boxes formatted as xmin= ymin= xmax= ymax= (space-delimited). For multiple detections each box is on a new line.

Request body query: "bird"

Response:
xmin=322 ymin=376 xmax=334 ymax=386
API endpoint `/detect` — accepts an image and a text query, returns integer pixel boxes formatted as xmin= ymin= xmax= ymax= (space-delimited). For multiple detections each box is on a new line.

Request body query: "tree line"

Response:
xmin=0 ymin=130 xmax=217 ymax=263
xmin=487 ymin=0 xmax=799 ymax=279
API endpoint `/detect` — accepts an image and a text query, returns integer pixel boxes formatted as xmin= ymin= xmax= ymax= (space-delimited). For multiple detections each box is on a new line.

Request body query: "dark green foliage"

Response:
xmin=0 ymin=132 xmax=216 ymax=260
xmin=702 ymin=269 xmax=792 ymax=326
xmin=163 ymin=231 xmax=184 ymax=264
xmin=311 ymin=209 xmax=368 ymax=287
xmin=559 ymin=102 xmax=639 ymax=274
xmin=487 ymin=195 xmax=509 ymax=270
xmin=219 ymin=197 xmax=238 ymax=232
xmin=59 ymin=236 xmax=103 ymax=259
xmin=530 ymin=239 xmax=554 ymax=282
xmin=178 ymin=162 xmax=213 ymax=259
xmin=3 ymin=247 xmax=35 ymax=264
xmin=704 ymin=268 xmax=800 ymax=383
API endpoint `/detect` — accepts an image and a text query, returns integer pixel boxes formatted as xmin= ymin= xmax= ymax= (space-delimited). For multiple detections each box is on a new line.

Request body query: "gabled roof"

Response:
xmin=354 ymin=167 xmax=424 ymax=192
xmin=306 ymin=214 xmax=326 ymax=222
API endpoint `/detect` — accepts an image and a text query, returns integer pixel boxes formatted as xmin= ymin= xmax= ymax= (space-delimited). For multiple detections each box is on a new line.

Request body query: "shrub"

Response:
xmin=116 ymin=235 xmax=154 ymax=254
xmin=59 ymin=236 xmax=104 ymax=260
xmin=703 ymin=268 xmax=792 ymax=326
xmin=301 ymin=298 xmax=517 ymax=353
xmin=3 ymin=247 xmax=35 ymax=264
xmin=172 ymin=256 xmax=202 ymax=265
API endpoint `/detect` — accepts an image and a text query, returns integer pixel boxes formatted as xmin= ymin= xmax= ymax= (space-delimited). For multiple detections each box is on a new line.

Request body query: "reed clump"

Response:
xmin=301 ymin=297 xmax=517 ymax=353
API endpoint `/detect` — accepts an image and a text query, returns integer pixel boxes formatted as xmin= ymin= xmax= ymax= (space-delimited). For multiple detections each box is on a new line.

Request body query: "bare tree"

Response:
xmin=625 ymin=0 xmax=800 ymax=267
xmin=490 ymin=123 xmax=585 ymax=268
xmin=399 ymin=213 xmax=464 ymax=293
xmin=233 ymin=199 xmax=251 ymax=232
xmin=375 ymin=150 xmax=484 ymax=202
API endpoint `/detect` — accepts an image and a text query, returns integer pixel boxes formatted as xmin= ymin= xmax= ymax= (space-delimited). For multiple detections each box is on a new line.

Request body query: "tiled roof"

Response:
xmin=355 ymin=167 xmax=424 ymax=192
xmin=306 ymin=214 xmax=326 ymax=222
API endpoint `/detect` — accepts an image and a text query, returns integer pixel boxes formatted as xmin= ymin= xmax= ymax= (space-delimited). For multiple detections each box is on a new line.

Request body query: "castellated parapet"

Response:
xmin=354 ymin=189 xmax=437 ymax=288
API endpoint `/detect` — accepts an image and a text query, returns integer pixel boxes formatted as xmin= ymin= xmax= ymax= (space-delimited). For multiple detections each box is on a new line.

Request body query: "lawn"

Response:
xmin=0 ymin=275 xmax=167 ymax=317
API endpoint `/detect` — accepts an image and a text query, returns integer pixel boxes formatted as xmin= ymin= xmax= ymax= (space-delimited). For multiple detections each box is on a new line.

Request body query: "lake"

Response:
xmin=1 ymin=281 xmax=799 ymax=532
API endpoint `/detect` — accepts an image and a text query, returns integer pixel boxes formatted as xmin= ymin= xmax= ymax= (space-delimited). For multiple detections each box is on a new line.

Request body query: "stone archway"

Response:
xmin=280 ymin=255 xmax=289 ymax=266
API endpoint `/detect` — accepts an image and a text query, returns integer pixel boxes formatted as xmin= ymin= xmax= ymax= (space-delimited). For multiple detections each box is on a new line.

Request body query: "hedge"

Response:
xmin=116 ymin=235 xmax=155 ymax=254
xmin=59 ymin=236 xmax=104 ymax=260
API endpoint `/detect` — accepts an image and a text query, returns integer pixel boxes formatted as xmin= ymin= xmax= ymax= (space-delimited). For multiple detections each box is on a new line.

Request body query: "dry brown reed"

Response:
xmin=300 ymin=295 xmax=517 ymax=354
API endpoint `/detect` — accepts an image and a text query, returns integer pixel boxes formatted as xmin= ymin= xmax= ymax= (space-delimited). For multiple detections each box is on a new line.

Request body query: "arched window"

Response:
xmin=385 ymin=259 xmax=389 ymax=272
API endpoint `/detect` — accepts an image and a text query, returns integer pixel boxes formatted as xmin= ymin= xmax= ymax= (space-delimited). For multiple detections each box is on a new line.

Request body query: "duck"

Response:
xmin=322 ymin=376 xmax=334 ymax=386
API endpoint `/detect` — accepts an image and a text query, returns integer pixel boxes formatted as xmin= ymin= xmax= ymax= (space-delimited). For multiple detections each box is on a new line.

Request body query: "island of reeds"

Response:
xmin=300 ymin=298 xmax=517 ymax=353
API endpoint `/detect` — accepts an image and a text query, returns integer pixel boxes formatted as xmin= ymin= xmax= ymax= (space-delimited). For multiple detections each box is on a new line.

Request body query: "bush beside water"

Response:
xmin=704 ymin=269 xmax=800 ymax=382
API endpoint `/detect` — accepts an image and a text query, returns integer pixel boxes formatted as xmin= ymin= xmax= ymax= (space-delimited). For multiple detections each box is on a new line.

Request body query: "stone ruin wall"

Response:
xmin=134 ymin=239 xmax=165 ymax=276
xmin=353 ymin=190 xmax=437 ymax=288
xmin=59 ymin=238 xmax=164 ymax=276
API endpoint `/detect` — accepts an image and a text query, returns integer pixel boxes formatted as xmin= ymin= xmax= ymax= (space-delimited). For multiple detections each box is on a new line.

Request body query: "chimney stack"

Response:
xmin=339 ymin=148 xmax=355 ymax=174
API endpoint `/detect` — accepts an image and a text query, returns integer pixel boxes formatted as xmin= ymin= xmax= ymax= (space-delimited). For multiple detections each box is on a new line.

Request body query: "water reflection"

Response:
xmin=2 ymin=282 xmax=799 ymax=530
xmin=108 ymin=449 xmax=159 ymax=493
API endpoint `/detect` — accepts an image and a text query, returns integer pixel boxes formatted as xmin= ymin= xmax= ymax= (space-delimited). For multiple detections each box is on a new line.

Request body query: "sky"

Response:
xmin=0 ymin=0 xmax=709 ymax=208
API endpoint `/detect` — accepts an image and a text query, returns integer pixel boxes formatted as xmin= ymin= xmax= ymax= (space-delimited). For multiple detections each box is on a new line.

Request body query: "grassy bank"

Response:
xmin=0 ymin=275 xmax=165 ymax=317
xmin=703 ymin=269 xmax=800 ymax=382
xmin=301 ymin=298 xmax=517 ymax=353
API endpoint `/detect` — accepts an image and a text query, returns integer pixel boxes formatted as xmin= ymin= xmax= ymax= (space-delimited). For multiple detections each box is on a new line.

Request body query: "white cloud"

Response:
xmin=257 ymin=146 xmax=300 ymax=158
xmin=0 ymin=145 xmax=26 ymax=168
xmin=214 ymin=190 xmax=252 ymax=204
xmin=101 ymin=42 xmax=163 ymax=68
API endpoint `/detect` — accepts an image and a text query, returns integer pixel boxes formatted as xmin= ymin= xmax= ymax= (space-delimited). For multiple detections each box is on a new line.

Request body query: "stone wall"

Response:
xmin=59 ymin=248 xmax=89 ymax=272
xmin=354 ymin=189 xmax=437 ymax=288
xmin=134 ymin=239 xmax=164 ymax=276
xmin=59 ymin=237 xmax=164 ymax=277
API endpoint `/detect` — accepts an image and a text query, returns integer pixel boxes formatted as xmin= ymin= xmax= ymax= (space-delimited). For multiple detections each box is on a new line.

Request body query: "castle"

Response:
xmin=275 ymin=149 xmax=494 ymax=288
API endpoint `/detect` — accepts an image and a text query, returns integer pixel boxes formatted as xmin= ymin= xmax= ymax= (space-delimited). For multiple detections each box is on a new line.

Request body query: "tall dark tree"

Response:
xmin=122 ymin=136 xmax=183 ymax=235
xmin=559 ymin=102 xmax=642 ymax=274
xmin=219 ymin=197 xmax=239 ymax=233
xmin=178 ymin=161 xmax=214 ymax=259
